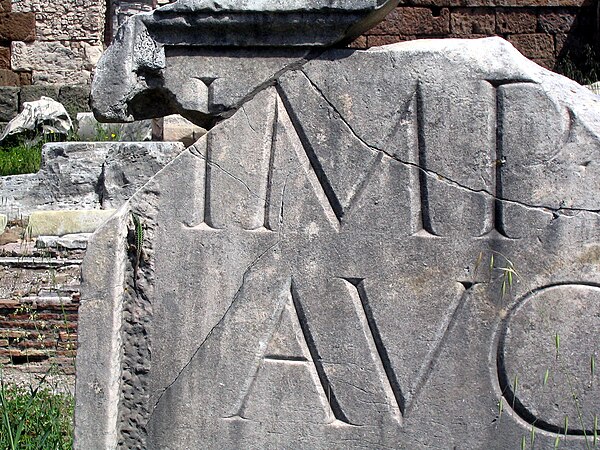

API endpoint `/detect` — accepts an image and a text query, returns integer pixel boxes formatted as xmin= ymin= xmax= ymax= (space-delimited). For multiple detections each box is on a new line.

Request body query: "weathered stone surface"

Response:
xmin=19 ymin=85 xmax=60 ymax=107
xmin=36 ymin=233 xmax=92 ymax=249
xmin=507 ymin=33 xmax=555 ymax=59
xmin=0 ymin=46 xmax=9 ymax=69
xmin=0 ymin=214 xmax=6 ymax=233
xmin=368 ymin=6 xmax=450 ymax=35
xmin=76 ymin=37 xmax=600 ymax=449
xmin=450 ymin=7 xmax=496 ymax=34
xmin=161 ymin=114 xmax=206 ymax=147
xmin=0 ymin=68 xmax=19 ymax=86
xmin=91 ymin=0 xmax=400 ymax=122
xmin=147 ymin=0 xmax=400 ymax=46
xmin=14 ymin=0 xmax=104 ymax=42
xmin=11 ymin=41 xmax=101 ymax=85
xmin=495 ymin=7 xmax=537 ymax=33
xmin=0 ymin=141 xmax=183 ymax=216
xmin=537 ymin=9 xmax=577 ymax=33
xmin=29 ymin=210 xmax=116 ymax=236
xmin=0 ymin=86 xmax=17 ymax=121
xmin=100 ymin=141 xmax=184 ymax=208
xmin=58 ymin=85 xmax=91 ymax=120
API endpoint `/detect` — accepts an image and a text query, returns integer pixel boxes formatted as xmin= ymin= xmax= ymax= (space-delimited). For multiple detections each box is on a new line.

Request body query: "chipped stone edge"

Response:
xmin=73 ymin=205 xmax=130 ymax=450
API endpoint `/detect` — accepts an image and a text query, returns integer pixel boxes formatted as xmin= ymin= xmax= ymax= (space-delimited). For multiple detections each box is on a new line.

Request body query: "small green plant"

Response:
xmin=93 ymin=123 xmax=120 ymax=142
xmin=474 ymin=250 xmax=521 ymax=305
xmin=0 ymin=373 xmax=73 ymax=449
xmin=512 ymin=332 xmax=599 ymax=449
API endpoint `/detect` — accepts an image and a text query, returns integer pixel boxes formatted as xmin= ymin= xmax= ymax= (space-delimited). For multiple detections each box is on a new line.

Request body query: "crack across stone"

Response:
xmin=146 ymin=238 xmax=281 ymax=424
xmin=213 ymin=48 xmax=327 ymax=125
xmin=298 ymin=69 xmax=600 ymax=218
xmin=188 ymin=146 xmax=256 ymax=196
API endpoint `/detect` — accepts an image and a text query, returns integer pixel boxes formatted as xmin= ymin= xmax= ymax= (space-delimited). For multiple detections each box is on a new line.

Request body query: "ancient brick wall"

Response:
xmin=353 ymin=0 xmax=599 ymax=73
xmin=0 ymin=239 xmax=81 ymax=375
xmin=0 ymin=0 xmax=104 ymax=132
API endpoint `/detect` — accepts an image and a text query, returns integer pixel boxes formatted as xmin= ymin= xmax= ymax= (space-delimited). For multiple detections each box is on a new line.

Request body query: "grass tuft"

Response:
xmin=0 ymin=374 xmax=73 ymax=449
xmin=0 ymin=141 xmax=43 ymax=176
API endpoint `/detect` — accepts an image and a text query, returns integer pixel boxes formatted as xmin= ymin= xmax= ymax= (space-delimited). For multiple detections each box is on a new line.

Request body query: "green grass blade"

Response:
xmin=0 ymin=378 xmax=16 ymax=450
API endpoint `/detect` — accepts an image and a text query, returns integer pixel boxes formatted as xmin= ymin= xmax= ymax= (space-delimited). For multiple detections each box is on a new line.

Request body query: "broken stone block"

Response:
xmin=160 ymin=114 xmax=206 ymax=147
xmin=91 ymin=0 xmax=400 ymax=123
xmin=0 ymin=141 xmax=184 ymax=216
xmin=28 ymin=209 xmax=116 ymax=236
xmin=77 ymin=37 xmax=600 ymax=449
xmin=0 ymin=96 xmax=72 ymax=143
xmin=36 ymin=233 xmax=91 ymax=250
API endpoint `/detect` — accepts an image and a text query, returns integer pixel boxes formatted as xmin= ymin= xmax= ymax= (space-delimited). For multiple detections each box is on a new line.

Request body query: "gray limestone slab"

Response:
xmin=76 ymin=37 xmax=600 ymax=450
xmin=90 ymin=0 xmax=399 ymax=123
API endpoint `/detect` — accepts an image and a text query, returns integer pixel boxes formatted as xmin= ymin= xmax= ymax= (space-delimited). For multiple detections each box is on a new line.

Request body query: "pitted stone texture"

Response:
xmin=76 ymin=38 xmax=600 ymax=450
xmin=0 ymin=87 xmax=18 ymax=121
xmin=11 ymin=41 xmax=101 ymax=85
xmin=90 ymin=0 xmax=399 ymax=123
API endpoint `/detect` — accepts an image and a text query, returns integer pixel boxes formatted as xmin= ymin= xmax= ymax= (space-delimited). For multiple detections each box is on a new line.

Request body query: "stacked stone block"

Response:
xmin=355 ymin=0 xmax=596 ymax=70
xmin=0 ymin=0 xmax=101 ymax=131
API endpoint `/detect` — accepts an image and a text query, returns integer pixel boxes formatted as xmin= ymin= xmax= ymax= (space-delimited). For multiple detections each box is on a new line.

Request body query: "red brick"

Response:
xmin=0 ymin=348 xmax=48 ymax=357
xmin=367 ymin=35 xmax=417 ymax=47
xmin=369 ymin=7 xmax=450 ymax=36
xmin=18 ymin=71 xmax=31 ymax=85
xmin=508 ymin=33 xmax=555 ymax=59
xmin=348 ymin=35 xmax=367 ymax=49
xmin=0 ymin=12 xmax=35 ymax=42
xmin=496 ymin=8 xmax=537 ymax=34
xmin=0 ymin=68 xmax=19 ymax=86
xmin=451 ymin=8 xmax=496 ymax=35
xmin=538 ymin=10 xmax=576 ymax=33
xmin=409 ymin=0 xmax=585 ymax=6
xmin=531 ymin=57 xmax=556 ymax=69
xmin=554 ymin=32 xmax=575 ymax=56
